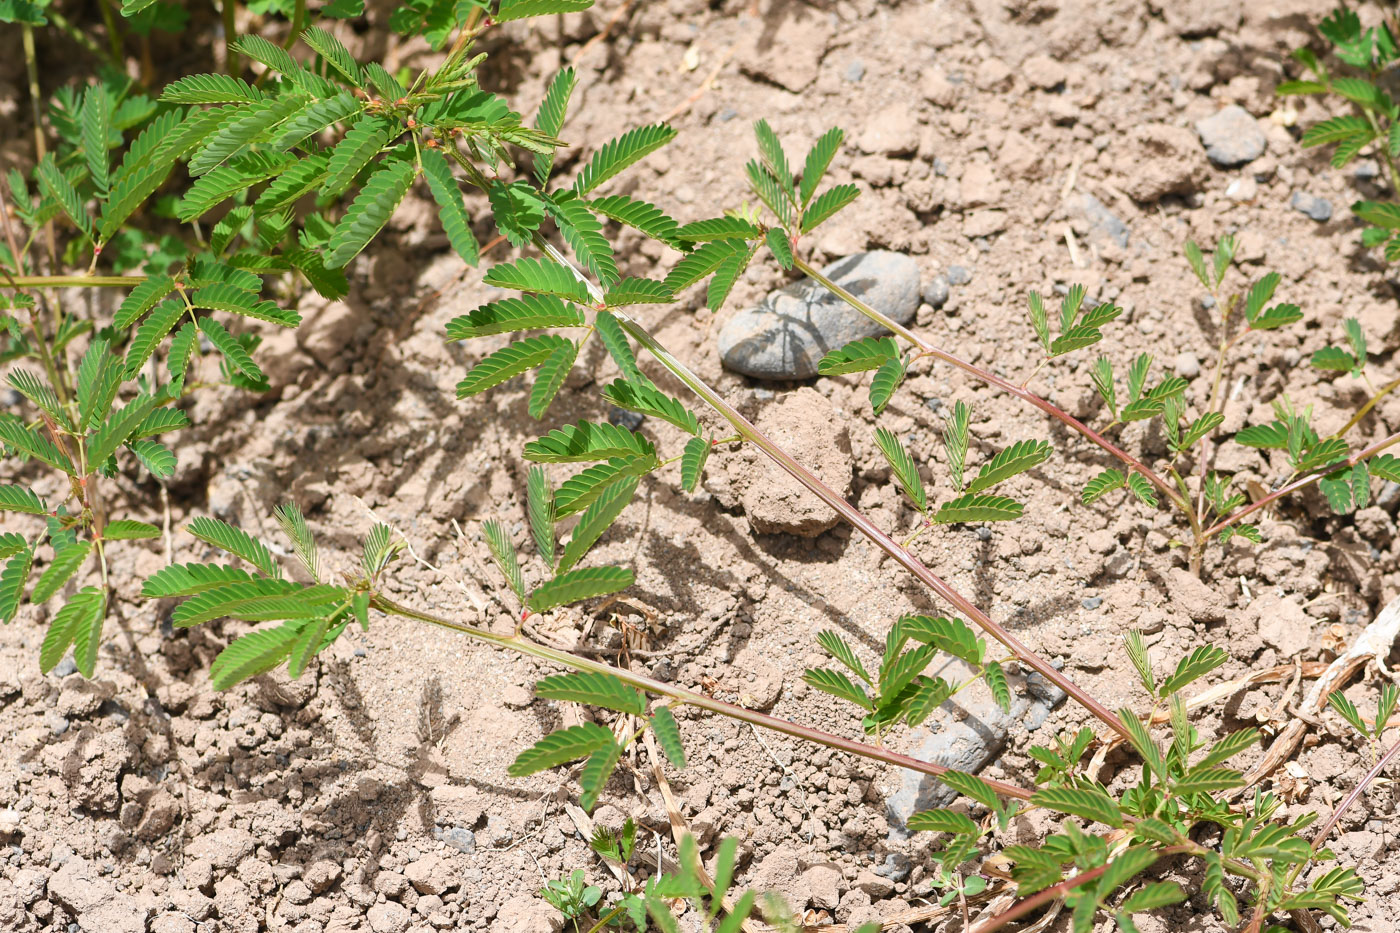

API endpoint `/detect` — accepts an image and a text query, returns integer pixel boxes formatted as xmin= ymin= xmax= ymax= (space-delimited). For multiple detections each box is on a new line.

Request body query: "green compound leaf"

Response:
xmin=1172 ymin=766 xmax=1244 ymax=796
xmin=1301 ymin=114 xmax=1371 ymax=147
xmin=0 ymin=420 xmax=74 ymax=475
xmin=457 ymin=334 xmax=572 ymax=398
xmin=524 ymin=421 xmax=655 ymax=463
xmin=801 ymin=184 xmax=859 ymax=234
xmin=1250 ymin=303 xmax=1304 ymax=331
xmin=482 ymin=518 xmax=525 ymax=600
xmin=1126 ymin=473 xmax=1158 ymax=508
xmin=942 ymin=400 xmax=970 ymax=494
xmin=802 ymin=668 xmax=873 ymax=710
xmin=1311 ymin=346 xmax=1357 ymax=372
xmin=532 ymin=67 xmax=577 ymax=185
xmin=142 ymin=563 xmax=254 ymax=599
xmin=189 ymin=283 xmax=299 ymax=327
xmin=650 ymin=707 xmax=686 ymax=768
xmin=102 ymin=520 xmax=161 ymax=540
xmin=1296 ymin=437 xmax=1350 ymax=473
xmin=983 ymin=660 xmax=1011 ymax=712
xmin=905 ymin=808 xmax=978 ymax=835
xmin=818 ymin=336 xmax=898 ymax=375
xmin=1118 ymin=882 xmax=1186 ymax=915
xmin=496 ymin=0 xmax=596 ymax=23
xmin=680 ymin=436 xmax=711 ymax=493
xmin=0 ymin=484 xmax=47 ymax=515
xmin=273 ymin=91 xmax=361 ymax=149
xmin=1160 ymin=644 xmax=1228 ymax=696
xmin=446 ymin=295 xmax=585 ymax=340
xmin=1049 ymin=324 xmax=1104 ymax=357
xmin=301 ymin=25 xmax=364 ymax=88
xmin=1176 ymin=412 xmax=1225 ymax=451
xmin=273 ymin=502 xmax=320 ymax=584
xmin=255 ymin=154 xmax=330 ymax=212
xmin=587 ymin=195 xmax=681 ymax=249
xmin=1031 ymin=785 xmax=1122 ymax=827
xmin=535 ymin=671 xmax=646 ymax=716
xmin=321 ymin=114 xmax=397 ymax=196
xmin=934 ymin=494 xmax=1023 ymax=524
xmin=817 ymin=630 xmax=871 ymax=683
xmin=528 ymin=338 xmax=579 ymax=419
xmin=113 ymin=275 xmax=177 ymax=331
xmin=604 ymin=277 xmax=674 ymax=307
xmin=41 ymin=587 xmax=106 ymax=676
xmin=287 ymin=614 xmax=333 ymax=679
xmin=324 ymin=158 xmax=416 ymax=268
xmin=31 ymin=541 xmax=93 ymax=605
xmin=197 ymin=317 xmax=262 ymax=382
xmin=528 ymin=565 xmax=634 ymax=613
xmin=938 ymin=770 xmax=1001 ymax=810
xmin=188 ymin=95 xmax=310 ymax=176
xmin=594 ymin=311 xmax=647 ymax=384
xmin=488 ymin=179 xmax=546 ymax=248
xmin=579 ymin=738 xmax=622 ymax=811
xmin=37 ymin=154 xmax=93 ymax=241
xmin=208 ymin=621 xmax=301 ymax=690
xmin=87 ymin=394 xmax=159 ymax=468
xmin=1027 ymin=291 xmax=1051 ymax=354
xmin=705 ymin=243 xmax=755 ymax=312
xmin=555 ymin=457 xmax=656 ymax=517
xmin=1244 ymin=272 xmax=1280 ymax=322
xmin=1234 ymin=420 xmax=1289 ymax=449
xmin=557 ymin=476 xmax=637 ymax=574
xmin=483 ymin=257 xmax=592 ymax=302
xmin=874 ymin=427 xmax=927 ymax=514
xmin=1082 ymin=469 xmax=1126 ymax=504
xmin=161 ymin=73 xmax=263 ymax=104
xmin=232 ymin=34 xmax=334 ymax=93
xmin=170 ymin=581 xmax=346 ymax=628
xmin=868 ymin=356 xmax=906 ymax=416
xmin=966 ymin=439 xmax=1052 ymax=496
xmin=799 ymin=127 xmax=844 ymax=206
xmin=674 ymin=216 xmax=762 ymax=242
xmin=417 ymin=146 xmax=480 ymax=266
xmin=602 ymin=381 xmax=700 ymax=435
xmin=547 ymin=192 xmax=619 ymax=286
xmin=187 ymin=516 xmax=281 ymax=578
xmin=0 ymin=548 xmax=33 ymax=623
xmin=527 ymin=465 xmax=556 ymax=572
xmin=509 ymin=722 xmax=615 ymax=776
xmin=902 ymin=614 xmax=984 ymax=665
xmin=663 ymin=239 xmax=740 ymax=293
xmin=764 ymin=227 xmax=794 ymax=270
xmin=574 ymin=122 xmax=676 ymax=195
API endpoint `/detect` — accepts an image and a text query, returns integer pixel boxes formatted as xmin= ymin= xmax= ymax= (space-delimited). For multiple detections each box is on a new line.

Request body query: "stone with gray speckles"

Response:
xmin=1291 ymin=191 xmax=1333 ymax=222
xmin=1196 ymin=105 xmax=1266 ymax=167
xmin=717 ymin=251 xmax=920 ymax=380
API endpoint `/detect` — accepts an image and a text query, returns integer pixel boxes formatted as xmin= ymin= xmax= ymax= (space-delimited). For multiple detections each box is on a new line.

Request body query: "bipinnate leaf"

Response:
xmin=142 ymin=563 xmax=256 ymax=598
xmin=587 ymin=195 xmax=681 ymax=248
xmin=40 ymin=587 xmax=106 ymax=676
xmin=818 ymin=336 xmax=898 ymax=375
xmin=1295 ymin=437 xmax=1349 ymax=473
xmin=801 ymin=184 xmax=859 ymax=233
xmin=187 ymin=516 xmax=282 ymax=579
xmin=528 ymin=338 xmax=578 ymax=419
xmin=1027 ymin=292 xmax=1051 ymax=353
xmin=593 ymin=311 xmax=648 ymax=385
xmin=1118 ymin=882 xmax=1186 ymax=915
xmin=528 ymin=566 xmax=634 ymax=613
xmin=579 ymin=738 xmax=622 ymax=811
xmin=446 ymin=295 xmax=586 ymax=339
xmin=705 ymin=244 xmax=754 ymax=312
xmin=483 ymin=257 xmax=592 ymax=302
xmin=937 ymin=770 xmax=1001 ymax=809
xmin=130 ymin=440 xmax=176 ymax=478
xmin=1125 ymin=473 xmax=1158 ymax=508
xmin=902 ymin=615 xmax=984 ymax=665
xmin=170 ymin=582 xmax=346 ymax=628
xmin=325 ymin=158 xmax=416 ymax=268
xmin=802 ymin=668 xmax=873 ymax=710
xmin=482 ymin=519 xmax=525 ymax=600
xmin=496 ymin=0 xmax=595 ymax=24
xmin=535 ymin=671 xmax=646 ymax=716
xmin=555 ymin=459 xmax=656 ymax=516
xmin=557 ymin=476 xmax=637 ymax=573
xmin=753 ymin=119 xmax=795 ymax=199
xmin=273 ymin=503 xmax=320 ymax=584
xmin=1159 ymin=644 xmax=1227 ymax=695
xmin=905 ymin=809 xmax=978 ymax=835
xmin=1328 ymin=691 xmax=1368 ymax=737
xmin=868 ymin=357 xmax=906 ymax=416
xmin=102 ymin=520 xmax=161 ymax=540
xmin=273 ymin=92 xmax=361 ymax=150
xmin=523 ymin=421 xmax=655 ymax=463
xmin=489 ymin=179 xmax=546 ymax=248
xmin=1172 ymin=766 xmax=1244 ymax=795
xmin=87 ymin=394 xmax=159 ymax=467
xmin=1082 ymin=469 xmax=1126 ymax=504
xmin=1049 ymin=324 xmax=1104 ymax=357
xmin=603 ymin=277 xmax=673 ymax=307
xmin=0 ymin=548 xmax=32 ymax=623
xmin=934 ymin=494 xmax=1022 ymax=524
xmin=983 ymin=661 xmax=1011 ymax=712
xmin=799 ymin=127 xmax=843 ymax=206
xmin=197 ymin=317 xmax=263 ymax=382
xmin=457 ymin=335 xmax=573 ymax=398
xmin=301 ymin=25 xmax=364 ymax=87
xmin=113 ymin=275 xmax=177 ymax=331
xmin=37 ymin=154 xmax=93 ymax=240
xmin=532 ymin=67 xmax=577 ymax=184
xmin=161 ymin=73 xmax=263 ymax=104
xmin=602 ymin=381 xmax=700 ymax=435
xmin=1244 ymin=272 xmax=1280 ymax=322
xmin=1030 ymin=785 xmax=1122 ymax=827
xmin=419 ymin=147 xmax=479 ymax=266
xmin=31 ymin=541 xmax=92 ymax=605
xmin=817 ymin=630 xmax=871 ymax=683
xmin=574 ymin=123 xmax=676 ymax=195
xmin=680 ymin=436 xmax=710 ymax=493
xmin=765 ymin=228 xmax=794 ymax=270
xmin=361 ymin=524 xmax=404 ymax=580
xmin=1118 ymin=708 xmax=1168 ymax=783
xmin=0 ymin=485 xmax=46 ymax=515
xmin=1311 ymin=347 xmax=1357 ymax=372
xmin=1250 ymin=303 xmax=1303 ymax=330
xmin=942 ymin=401 xmax=970 ymax=493
xmin=663 ymin=240 xmax=741 ymax=293
xmin=509 ymin=723 xmax=615 ymax=776
xmin=0 ymin=420 xmax=75 ymax=475
xmin=674 ymin=216 xmax=762 ymax=242
xmin=650 ymin=707 xmax=686 ymax=768
xmin=527 ymin=466 xmax=555 ymax=571
xmin=874 ymin=427 xmax=926 ymax=514
xmin=208 ymin=622 xmax=301 ymax=690
xmin=965 ymin=439 xmax=1051 ymax=496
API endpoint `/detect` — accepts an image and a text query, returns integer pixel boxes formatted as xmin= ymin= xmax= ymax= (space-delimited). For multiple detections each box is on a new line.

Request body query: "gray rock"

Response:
xmin=52 ymin=657 xmax=78 ymax=678
xmin=1195 ymin=106 xmax=1266 ymax=167
xmin=921 ymin=275 xmax=950 ymax=308
xmin=607 ymin=406 xmax=644 ymax=432
xmin=1081 ymin=596 xmax=1103 ymax=610
xmin=1074 ymin=193 xmax=1129 ymax=249
xmin=1291 ymin=191 xmax=1333 ymax=222
xmin=717 ymin=251 xmax=920 ymax=380
xmin=843 ymin=60 xmax=865 ymax=82
xmin=436 ymin=826 xmax=475 ymax=854
xmin=946 ymin=264 xmax=972 ymax=285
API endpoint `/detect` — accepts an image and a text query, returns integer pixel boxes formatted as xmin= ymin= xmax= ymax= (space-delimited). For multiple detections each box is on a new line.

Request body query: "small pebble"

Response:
xmin=946 ymin=265 xmax=972 ymax=285
xmin=1290 ymin=191 xmax=1332 ymax=222
xmin=975 ymin=526 xmax=991 ymax=541
xmin=717 ymin=107 xmax=738 ymax=122
xmin=921 ymin=275 xmax=950 ymax=308
xmin=1081 ymin=596 xmax=1103 ymax=610
xmin=607 ymin=406 xmax=644 ymax=432
xmin=1174 ymin=351 xmax=1201 ymax=379
xmin=843 ymin=60 xmax=865 ymax=82
xmin=436 ymin=827 xmax=476 ymax=854
xmin=53 ymin=657 xmax=78 ymax=678
xmin=1355 ymin=160 xmax=1380 ymax=182
xmin=44 ymin=712 xmax=69 ymax=737
xmin=933 ymin=157 xmax=949 ymax=176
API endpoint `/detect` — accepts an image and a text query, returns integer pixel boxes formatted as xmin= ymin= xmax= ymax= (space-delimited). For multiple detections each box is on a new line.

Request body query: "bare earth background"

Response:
xmin=1 ymin=0 xmax=1399 ymax=931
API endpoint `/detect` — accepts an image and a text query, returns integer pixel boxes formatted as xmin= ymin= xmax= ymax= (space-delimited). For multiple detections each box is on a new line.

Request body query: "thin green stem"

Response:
xmin=94 ymin=0 xmax=125 ymax=67
xmin=1335 ymin=374 xmax=1400 ymax=439
xmin=791 ymin=256 xmax=1189 ymax=521
xmin=2 ymin=275 xmax=146 ymax=288
xmin=1312 ymin=732 xmax=1400 ymax=849
xmin=583 ymin=905 xmax=626 ymax=933
xmin=283 ymin=0 xmax=307 ymax=49
xmin=220 ymin=0 xmax=239 ymax=75
xmin=609 ymin=309 xmax=1130 ymax=741
xmin=370 ymin=594 xmax=1036 ymax=800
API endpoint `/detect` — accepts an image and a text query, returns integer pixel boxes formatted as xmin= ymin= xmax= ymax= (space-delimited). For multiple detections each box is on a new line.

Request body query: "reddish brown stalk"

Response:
xmin=615 ymin=312 xmax=1131 ymax=741
xmin=1201 ymin=431 xmax=1400 ymax=539
xmin=1312 ymin=733 xmax=1400 ymax=849
xmin=792 ymin=257 xmax=1194 ymax=526
xmin=372 ymin=595 xmax=1036 ymax=800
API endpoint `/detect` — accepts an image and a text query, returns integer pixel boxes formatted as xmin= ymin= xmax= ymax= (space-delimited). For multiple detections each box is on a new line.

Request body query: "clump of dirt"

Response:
xmin=1 ymin=1 xmax=1399 ymax=931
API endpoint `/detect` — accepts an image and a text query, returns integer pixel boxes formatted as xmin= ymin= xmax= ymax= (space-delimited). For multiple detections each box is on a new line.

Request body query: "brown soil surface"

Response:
xmin=2 ymin=1 xmax=1399 ymax=931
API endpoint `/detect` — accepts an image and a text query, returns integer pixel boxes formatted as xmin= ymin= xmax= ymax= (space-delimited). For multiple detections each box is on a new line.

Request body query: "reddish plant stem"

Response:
xmin=1201 ymin=431 xmax=1400 ymax=539
xmin=614 ymin=311 xmax=1131 ymax=741
xmin=1312 ymin=732 xmax=1400 ymax=850
xmin=371 ymin=595 xmax=1036 ymax=800
xmin=792 ymin=257 xmax=1195 ymax=527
